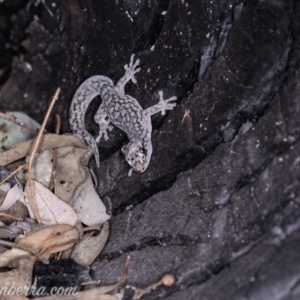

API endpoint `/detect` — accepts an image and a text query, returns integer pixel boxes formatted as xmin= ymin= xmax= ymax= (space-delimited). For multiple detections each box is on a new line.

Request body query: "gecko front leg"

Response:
xmin=94 ymin=104 xmax=113 ymax=142
xmin=143 ymin=91 xmax=177 ymax=117
xmin=114 ymin=54 xmax=141 ymax=97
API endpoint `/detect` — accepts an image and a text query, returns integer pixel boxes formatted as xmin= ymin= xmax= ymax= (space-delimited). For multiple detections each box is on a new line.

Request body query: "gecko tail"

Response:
xmin=81 ymin=131 xmax=100 ymax=168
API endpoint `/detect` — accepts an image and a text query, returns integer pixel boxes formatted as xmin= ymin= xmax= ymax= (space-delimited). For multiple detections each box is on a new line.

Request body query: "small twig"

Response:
xmin=134 ymin=274 xmax=175 ymax=300
xmin=0 ymin=111 xmax=40 ymax=134
xmin=56 ymin=250 xmax=63 ymax=260
xmin=0 ymin=163 xmax=27 ymax=186
xmin=90 ymin=167 xmax=98 ymax=188
xmin=55 ymin=113 xmax=61 ymax=135
xmin=0 ymin=212 xmax=23 ymax=222
xmin=48 ymin=114 xmax=61 ymax=190
xmin=27 ymin=88 xmax=61 ymax=224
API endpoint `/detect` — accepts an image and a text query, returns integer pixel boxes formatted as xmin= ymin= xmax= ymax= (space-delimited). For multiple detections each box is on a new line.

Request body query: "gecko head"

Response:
xmin=122 ymin=139 xmax=153 ymax=173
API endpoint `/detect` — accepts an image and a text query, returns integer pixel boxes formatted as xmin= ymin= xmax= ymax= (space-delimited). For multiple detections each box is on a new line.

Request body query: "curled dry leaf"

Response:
xmin=24 ymin=180 xmax=79 ymax=226
xmin=18 ymin=224 xmax=80 ymax=255
xmin=0 ymin=248 xmax=36 ymax=295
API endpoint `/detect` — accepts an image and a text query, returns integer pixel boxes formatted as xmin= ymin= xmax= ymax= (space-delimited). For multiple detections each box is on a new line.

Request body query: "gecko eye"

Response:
xmin=139 ymin=147 xmax=146 ymax=154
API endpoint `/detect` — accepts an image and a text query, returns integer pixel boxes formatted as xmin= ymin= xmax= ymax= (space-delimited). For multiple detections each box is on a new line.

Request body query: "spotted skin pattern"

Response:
xmin=69 ymin=55 xmax=177 ymax=173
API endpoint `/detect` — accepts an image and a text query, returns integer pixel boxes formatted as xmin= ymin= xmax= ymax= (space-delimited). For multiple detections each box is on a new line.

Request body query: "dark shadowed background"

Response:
xmin=1 ymin=0 xmax=300 ymax=299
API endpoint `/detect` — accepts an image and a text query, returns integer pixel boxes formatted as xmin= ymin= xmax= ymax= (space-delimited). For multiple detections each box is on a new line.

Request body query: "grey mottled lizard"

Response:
xmin=69 ymin=55 xmax=177 ymax=174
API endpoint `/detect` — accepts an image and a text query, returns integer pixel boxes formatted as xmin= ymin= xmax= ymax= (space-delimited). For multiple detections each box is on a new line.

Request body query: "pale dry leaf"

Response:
xmin=18 ymin=224 xmax=80 ymax=255
xmin=0 ymin=186 xmax=6 ymax=204
xmin=0 ymin=183 xmax=24 ymax=212
xmin=67 ymin=221 xmax=109 ymax=266
xmin=54 ymin=146 xmax=91 ymax=201
xmin=25 ymin=150 xmax=53 ymax=188
xmin=0 ymin=182 xmax=11 ymax=193
xmin=54 ymin=147 xmax=110 ymax=226
xmin=0 ymin=111 xmax=41 ymax=149
xmin=24 ymin=180 xmax=78 ymax=226
xmin=69 ymin=172 xmax=110 ymax=226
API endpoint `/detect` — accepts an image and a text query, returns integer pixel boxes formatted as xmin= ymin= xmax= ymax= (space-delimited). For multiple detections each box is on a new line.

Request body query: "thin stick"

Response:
xmin=55 ymin=113 xmax=61 ymax=135
xmin=134 ymin=274 xmax=175 ymax=299
xmin=0 ymin=212 xmax=23 ymax=222
xmin=0 ymin=163 xmax=27 ymax=186
xmin=48 ymin=114 xmax=61 ymax=190
xmin=27 ymin=88 xmax=61 ymax=224
xmin=0 ymin=111 xmax=40 ymax=134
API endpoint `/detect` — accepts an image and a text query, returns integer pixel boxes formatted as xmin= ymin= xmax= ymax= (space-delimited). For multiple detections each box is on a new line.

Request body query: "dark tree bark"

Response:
xmin=1 ymin=0 xmax=300 ymax=299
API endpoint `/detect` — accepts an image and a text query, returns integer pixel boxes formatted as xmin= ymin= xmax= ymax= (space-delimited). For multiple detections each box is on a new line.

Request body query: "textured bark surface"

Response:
xmin=1 ymin=0 xmax=300 ymax=299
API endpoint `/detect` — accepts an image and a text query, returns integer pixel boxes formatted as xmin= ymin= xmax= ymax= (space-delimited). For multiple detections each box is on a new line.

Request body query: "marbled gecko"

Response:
xmin=69 ymin=55 xmax=177 ymax=173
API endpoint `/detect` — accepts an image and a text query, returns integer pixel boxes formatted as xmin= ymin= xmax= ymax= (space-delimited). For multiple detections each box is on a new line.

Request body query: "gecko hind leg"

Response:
xmin=144 ymin=91 xmax=177 ymax=117
xmin=80 ymin=131 xmax=100 ymax=168
xmin=94 ymin=106 xmax=113 ymax=143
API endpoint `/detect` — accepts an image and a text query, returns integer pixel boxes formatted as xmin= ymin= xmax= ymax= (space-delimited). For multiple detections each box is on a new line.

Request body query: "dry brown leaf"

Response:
xmin=24 ymin=180 xmax=78 ymax=226
xmin=18 ymin=224 xmax=80 ymax=255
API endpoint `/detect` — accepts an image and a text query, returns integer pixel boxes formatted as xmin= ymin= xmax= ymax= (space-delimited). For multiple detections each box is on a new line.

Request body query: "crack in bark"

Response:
xmin=101 ymin=234 xmax=201 ymax=261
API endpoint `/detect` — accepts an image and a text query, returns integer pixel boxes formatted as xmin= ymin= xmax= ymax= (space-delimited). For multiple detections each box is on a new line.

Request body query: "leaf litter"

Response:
xmin=0 ymin=88 xmax=175 ymax=299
